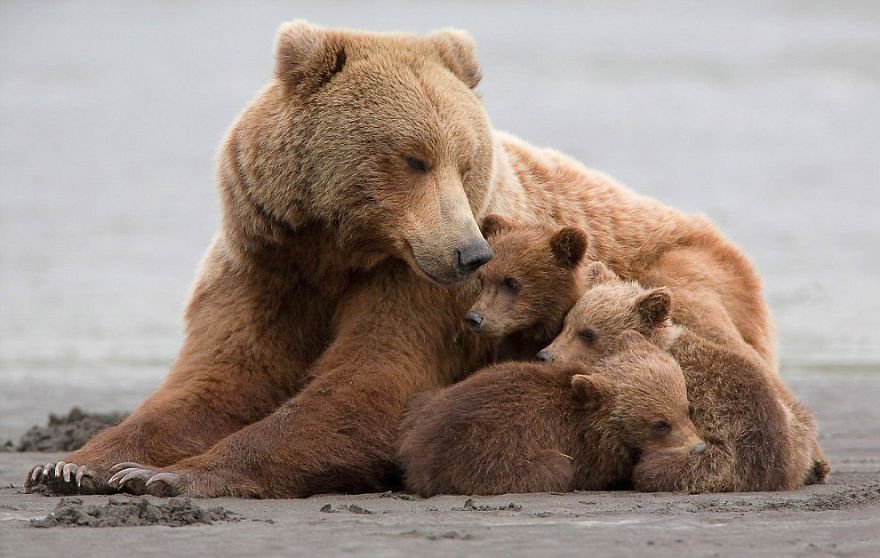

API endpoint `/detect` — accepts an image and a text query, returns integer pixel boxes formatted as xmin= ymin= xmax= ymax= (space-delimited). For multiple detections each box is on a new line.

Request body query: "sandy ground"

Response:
xmin=2 ymin=1 xmax=880 ymax=557
xmin=2 ymin=371 xmax=878 ymax=557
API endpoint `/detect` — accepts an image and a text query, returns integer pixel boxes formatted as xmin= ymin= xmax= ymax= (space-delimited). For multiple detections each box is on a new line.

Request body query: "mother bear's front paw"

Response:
xmin=25 ymin=461 xmax=106 ymax=495
xmin=108 ymin=462 xmax=189 ymax=497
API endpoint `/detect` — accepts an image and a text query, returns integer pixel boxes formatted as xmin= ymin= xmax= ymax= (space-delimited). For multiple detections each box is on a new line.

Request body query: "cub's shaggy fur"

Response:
xmin=542 ymin=262 xmax=827 ymax=492
xmin=398 ymin=331 xmax=703 ymax=496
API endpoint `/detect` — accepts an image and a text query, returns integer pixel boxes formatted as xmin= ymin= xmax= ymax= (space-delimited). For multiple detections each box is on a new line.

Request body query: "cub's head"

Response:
xmin=537 ymin=262 xmax=672 ymax=364
xmin=465 ymin=215 xmax=589 ymax=340
xmin=229 ymin=20 xmax=496 ymax=282
xmin=569 ymin=331 xmax=704 ymax=455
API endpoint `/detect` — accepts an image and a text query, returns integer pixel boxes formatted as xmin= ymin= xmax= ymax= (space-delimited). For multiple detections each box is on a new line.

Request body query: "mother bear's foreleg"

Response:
xmin=109 ymin=270 xmax=486 ymax=498
xmin=25 ymin=255 xmax=328 ymax=495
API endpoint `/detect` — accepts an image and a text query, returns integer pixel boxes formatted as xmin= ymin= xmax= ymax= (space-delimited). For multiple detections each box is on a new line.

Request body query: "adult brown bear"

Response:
xmin=26 ymin=20 xmax=776 ymax=498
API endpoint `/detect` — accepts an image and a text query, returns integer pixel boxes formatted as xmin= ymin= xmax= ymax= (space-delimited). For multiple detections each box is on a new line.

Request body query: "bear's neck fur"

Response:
xmin=216 ymin=125 xmax=394 ymax=289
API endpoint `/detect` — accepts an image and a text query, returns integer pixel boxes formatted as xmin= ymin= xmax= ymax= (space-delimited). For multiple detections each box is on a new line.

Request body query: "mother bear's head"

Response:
xmin=220 ymin=20 xmax=495 ymax=283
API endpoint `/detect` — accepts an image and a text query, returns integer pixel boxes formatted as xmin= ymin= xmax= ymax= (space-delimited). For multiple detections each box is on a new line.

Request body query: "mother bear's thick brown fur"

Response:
xmin=26 ymin=21 xmax=778 ymax=498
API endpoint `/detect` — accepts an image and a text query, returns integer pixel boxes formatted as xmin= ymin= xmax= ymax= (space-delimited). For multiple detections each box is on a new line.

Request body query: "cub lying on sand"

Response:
xmin=541 ymin=262 xmax=827 ymax=492
xmin=466 ymin=214 xmax=591 ymax=361
xmin=397 ymin=331 xmax=705 ymax=496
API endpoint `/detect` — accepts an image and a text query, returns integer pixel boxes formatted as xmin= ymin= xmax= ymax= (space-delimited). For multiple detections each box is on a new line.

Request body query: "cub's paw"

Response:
xmin=108 ymin=463 xmax=186 ymax=497
xmin=25 ymin=461 xmax=100 ymax=495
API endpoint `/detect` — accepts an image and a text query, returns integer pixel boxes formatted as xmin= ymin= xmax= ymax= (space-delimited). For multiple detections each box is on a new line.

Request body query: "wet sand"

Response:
xmin=1 ymin=370 xmax=878 ymax=557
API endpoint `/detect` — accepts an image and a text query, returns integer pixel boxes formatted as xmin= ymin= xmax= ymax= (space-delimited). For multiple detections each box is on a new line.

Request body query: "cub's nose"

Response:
xmin=691 ymin=442 xmax=708 ymax=455
xmin=536 ymin=350 xmax=553 ymax=363
xmin=465 ymin=311 xmax=484 ymax=332
xmin=453 ymin=238 xmax=493 ymax=276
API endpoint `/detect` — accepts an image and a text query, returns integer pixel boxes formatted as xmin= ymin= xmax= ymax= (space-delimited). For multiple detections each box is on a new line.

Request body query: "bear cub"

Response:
xmin=397 ymin=330 xmax=705 ymax=496
xmin=466 ymin=214 xmax=590 ymax=361
xmin=541 ymin=262 xmax=825 ymax=492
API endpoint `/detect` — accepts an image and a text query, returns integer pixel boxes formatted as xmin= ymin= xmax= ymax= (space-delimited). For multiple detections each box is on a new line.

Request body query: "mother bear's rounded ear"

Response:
xmin=275 ymin=20 xmax=347 ymax=95
xmin=428 ymin=28 xmax=482 ymax=89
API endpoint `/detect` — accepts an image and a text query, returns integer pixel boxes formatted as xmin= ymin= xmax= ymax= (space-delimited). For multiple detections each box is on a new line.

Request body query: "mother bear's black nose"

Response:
xmin=454 ymin=238 xmax=493 ymax=276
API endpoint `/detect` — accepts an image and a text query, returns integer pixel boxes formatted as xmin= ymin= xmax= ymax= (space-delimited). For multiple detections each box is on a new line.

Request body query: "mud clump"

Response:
xmin=686 ymin=482 xmax=880 ymax=514
xmin=319 ymin=503 xmax=375 ymax=514
xmin=380 ymin=490 xmax=414 ymax=501
xmin=761 ymin=482 xmax=880 ymax=512
xmin=14 ymin=407 xmax=128 ymax=452
xmin=452 ymin=498 xmax=522 ymax=512
xmin=30 ymin=496 xmax=237 ymax=528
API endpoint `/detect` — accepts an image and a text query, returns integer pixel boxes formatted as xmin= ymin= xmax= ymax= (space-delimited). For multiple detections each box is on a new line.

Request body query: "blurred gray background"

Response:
xmin=1 ymin=1 xmax=878 ymax=440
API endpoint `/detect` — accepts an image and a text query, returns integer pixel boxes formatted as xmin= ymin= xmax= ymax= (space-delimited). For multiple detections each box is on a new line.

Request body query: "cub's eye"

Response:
xmin=404 ymin=156 xmax=429 ymax=173
xmin=652 ymin=420 xmax=671 ymax=435
xmin=688 ymin=403 xmax=696 ymax=418
xmin=501 ymin=276 xmax=521 ymax=293
xmin=578 ymin=329 xmax=597 ymax=343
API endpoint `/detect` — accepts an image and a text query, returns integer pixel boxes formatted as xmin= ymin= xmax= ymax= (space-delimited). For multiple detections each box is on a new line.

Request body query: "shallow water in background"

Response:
xmin=1 ymin=1 xmax=878 ymax=439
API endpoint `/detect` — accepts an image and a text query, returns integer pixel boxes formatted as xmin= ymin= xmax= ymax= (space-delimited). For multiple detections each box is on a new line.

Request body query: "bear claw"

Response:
xmin=25 ymin=461 xmax=94 ymax=493
xmin=145 ymin=473 xmax=180 ymax=488
xmin=108 ymin=466 xmax=183 ymax=496
xmin=75 ymin=465 xmax=91 ymax=487
xmin=108 ymin=467 xmax=151 ymax=487
xmin=108 ymin=461 xmax=146 ymax=473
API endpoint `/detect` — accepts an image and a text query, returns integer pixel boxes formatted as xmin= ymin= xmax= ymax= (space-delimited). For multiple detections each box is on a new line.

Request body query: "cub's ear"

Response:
xmin=428 ymin=28 xmax=482 ymax=89
xmin=583 ymin=261 xmax=618 ymax=288
xmin=275 ymin=20 xmax=347 ymax=95
xmin=481 ymin=214 xmax=514 ymax=238
xmin=635 ymin=287 xmax=672 ymax=327
xmin=571 ymin=374 xmax=612 ymax=409
xmin=550 ymin=227 xmax=589 ymax=270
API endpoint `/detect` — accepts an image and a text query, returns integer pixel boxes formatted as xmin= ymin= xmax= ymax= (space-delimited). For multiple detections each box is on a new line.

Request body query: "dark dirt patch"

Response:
xmin=685 ymin=482 xmax=880 ymax=513
xmin=11 ymin=407 xmax=128 ymax=452
xmin=759 ymin=482 xmax=880 ymax=512
xmin=452 ymin=498 xmax=522 ymax=512
xmin=427 ymin=531 xmax=474 ymax=541
xmin=30 ymin=496 xmax=237 ymax=528
xmin=380 ymin=490 xmax=414 ymax=501
xmin=400 ymin=529 xmax=475 ymax=541
xmin=320 ymin=503 xmax=376 ymax=514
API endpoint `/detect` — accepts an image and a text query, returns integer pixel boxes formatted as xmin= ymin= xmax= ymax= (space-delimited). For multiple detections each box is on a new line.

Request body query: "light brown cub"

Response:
xmin=541 ymin=262 xmax=827 ymax=492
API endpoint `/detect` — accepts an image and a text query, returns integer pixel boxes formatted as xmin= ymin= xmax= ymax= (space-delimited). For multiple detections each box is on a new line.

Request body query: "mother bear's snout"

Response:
xmin=453 ymin=237 xmax=493 ymax=276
